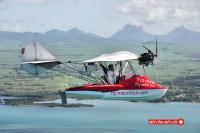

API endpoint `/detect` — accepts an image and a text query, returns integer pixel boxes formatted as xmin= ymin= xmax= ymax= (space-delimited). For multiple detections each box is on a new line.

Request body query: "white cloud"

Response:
xmin=0 ymin=0 xmax=4 ymax=6
xmin=15 ymin=0 xmax=78 ymax=5
xmin=117 ymin=0 xmax=200 ymax=34
xmin=64 ymin=0 xmax=78 ymax=4
xmin=0 ymin=19 xmax=44 ymax=32
xmin=0 ymin=0 xmax=6 ymax=8
xmin=15 ymin=0 xmax=48 ymax=4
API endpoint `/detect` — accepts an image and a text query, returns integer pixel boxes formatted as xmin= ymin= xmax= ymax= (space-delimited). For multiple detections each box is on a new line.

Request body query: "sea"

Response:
xmin=0 ymin=99 xmax=199 ymax=133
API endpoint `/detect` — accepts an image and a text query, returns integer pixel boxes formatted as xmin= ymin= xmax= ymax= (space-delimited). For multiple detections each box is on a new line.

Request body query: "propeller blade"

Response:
xmin=155 ymin=36 xmax=158 ymax=57
xmin=155 ymin=57 xmax=159 ymax=76
xmin=142 ymin=46 xmax=152 ymax=52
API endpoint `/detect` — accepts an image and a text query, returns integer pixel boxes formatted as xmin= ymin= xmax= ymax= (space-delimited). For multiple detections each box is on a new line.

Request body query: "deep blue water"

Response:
xmin=0 ymin=99 xmax=200 ymax=133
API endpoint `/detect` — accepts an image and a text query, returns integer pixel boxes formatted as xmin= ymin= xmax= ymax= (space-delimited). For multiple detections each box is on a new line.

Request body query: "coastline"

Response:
xmin=1 ymin=91 xmax=199 ymax=108
xmin=0 ymin=95 xmax=95 ymax=107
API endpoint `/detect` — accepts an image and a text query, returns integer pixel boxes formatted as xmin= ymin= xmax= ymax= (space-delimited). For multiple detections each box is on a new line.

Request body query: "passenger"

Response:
xmin=107 ymin=64 xmax=116 ymax=84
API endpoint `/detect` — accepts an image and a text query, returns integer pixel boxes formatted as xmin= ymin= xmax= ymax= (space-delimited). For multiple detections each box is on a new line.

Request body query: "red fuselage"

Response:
xmin=66 ymin=75 xmax=165 ymax=92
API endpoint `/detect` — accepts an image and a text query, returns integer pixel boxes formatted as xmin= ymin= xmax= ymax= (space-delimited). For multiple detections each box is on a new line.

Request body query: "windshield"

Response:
xmin=122 ymin=61 xmax=138 ymax=79
xmin=84 ymin=61 xmax=138 ymax=84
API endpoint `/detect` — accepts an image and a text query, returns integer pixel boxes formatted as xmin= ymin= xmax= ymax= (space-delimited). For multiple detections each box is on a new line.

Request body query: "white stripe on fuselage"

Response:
xmin=66 ymin=89 xmax=168 ymax=100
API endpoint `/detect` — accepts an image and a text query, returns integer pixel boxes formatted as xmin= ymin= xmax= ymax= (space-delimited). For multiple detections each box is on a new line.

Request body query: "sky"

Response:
xmin=0 ymin=0 xmax=200 ymax=37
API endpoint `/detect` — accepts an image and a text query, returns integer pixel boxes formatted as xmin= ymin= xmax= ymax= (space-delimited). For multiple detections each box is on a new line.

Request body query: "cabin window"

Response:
xmin=122 ymin=61 xmax=137 ymax=79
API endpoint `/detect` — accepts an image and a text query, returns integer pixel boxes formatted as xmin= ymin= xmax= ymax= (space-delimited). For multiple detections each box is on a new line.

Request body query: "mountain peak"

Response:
xmin=124 ymin=23 xmax=132 ymax=28
xmin=68 ymin=28 xmax=83 ymax=34
xmin=175 ymin=25 xmax=187 ymax=31
xmin=179 ymin=25 xmax=185 ymax=29
xmin=123 ymin=24 xmax=142 ymax=30
xmin=44 ymin=29 xmax=66 ymax=35
xmin=169 ymin=25 xmax=192 ymax=35
xmin=111 ymin=24 xmax=153 ymax=41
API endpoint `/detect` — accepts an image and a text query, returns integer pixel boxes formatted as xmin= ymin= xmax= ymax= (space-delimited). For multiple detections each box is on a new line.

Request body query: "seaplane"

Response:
xmin=19 ymin=40 xmax=168 ymax=101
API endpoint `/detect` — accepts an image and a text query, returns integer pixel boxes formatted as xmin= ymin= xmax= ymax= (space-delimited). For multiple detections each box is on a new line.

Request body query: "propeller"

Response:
xmin=156 ymin=36 xmax=158 ymax=58
xmin=155 ymin=37 xmax=159 ymax=76
xmin=138 ymin=36 xmax=158 ymax=67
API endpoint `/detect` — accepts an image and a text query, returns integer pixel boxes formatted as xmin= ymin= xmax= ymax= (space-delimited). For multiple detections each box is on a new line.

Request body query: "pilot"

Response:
xmin=107 ymin=64 xmax=116 ymax=84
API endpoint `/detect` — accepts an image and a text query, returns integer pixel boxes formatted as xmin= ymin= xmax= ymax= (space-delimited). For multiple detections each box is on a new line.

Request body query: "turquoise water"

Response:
xmin=0 ymin=100 xmax=200 ymax=133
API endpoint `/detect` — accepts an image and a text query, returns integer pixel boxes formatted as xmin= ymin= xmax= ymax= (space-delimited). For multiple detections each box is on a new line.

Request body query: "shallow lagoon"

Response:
xmin=0 ymin=99 xmax=200 ymax=133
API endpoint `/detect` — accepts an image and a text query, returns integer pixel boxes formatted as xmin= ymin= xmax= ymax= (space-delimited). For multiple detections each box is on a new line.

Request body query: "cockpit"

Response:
xmin=85 ymin=60 xmax=138 ymax=84
xmin=83 ymin=51 xmax=139 ymax=84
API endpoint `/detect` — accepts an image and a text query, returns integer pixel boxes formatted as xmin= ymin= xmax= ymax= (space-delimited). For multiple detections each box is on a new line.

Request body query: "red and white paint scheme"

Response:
xmin=66 ymin=75 xmax=168 ymax=100
xmin=66 ymin=51 xmax=168 ymax=101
